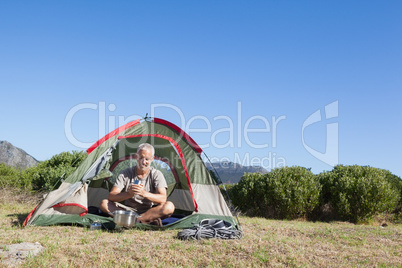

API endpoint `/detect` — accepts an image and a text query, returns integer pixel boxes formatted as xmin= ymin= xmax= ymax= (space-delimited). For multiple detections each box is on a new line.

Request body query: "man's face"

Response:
xmin=137 ymin=149 xmax=154 ymax=171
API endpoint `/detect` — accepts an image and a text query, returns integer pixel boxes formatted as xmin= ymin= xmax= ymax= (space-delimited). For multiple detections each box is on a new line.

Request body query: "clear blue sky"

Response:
xmin=1 ymin=1 xmax=401 ymax=177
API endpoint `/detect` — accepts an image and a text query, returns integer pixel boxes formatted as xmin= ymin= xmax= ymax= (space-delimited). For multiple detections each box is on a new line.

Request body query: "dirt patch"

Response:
xmin=0 ymin=242 xmax=44 ymax=267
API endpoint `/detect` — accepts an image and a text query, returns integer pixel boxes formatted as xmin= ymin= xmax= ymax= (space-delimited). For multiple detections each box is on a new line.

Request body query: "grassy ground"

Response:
xmin=1 ymin=188 xmax=401 ymax=267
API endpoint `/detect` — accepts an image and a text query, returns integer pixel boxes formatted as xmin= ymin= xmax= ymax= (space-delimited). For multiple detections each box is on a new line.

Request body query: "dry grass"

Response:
xmin=1 ymin=188 xmax=401 ymax=267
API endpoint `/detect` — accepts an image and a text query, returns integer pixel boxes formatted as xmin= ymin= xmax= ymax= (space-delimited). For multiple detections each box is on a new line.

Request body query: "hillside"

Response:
xmin=206 ymin=161 xmax=268 ymax=184
xmin=0 ymin=140 xmax=39 ymax=169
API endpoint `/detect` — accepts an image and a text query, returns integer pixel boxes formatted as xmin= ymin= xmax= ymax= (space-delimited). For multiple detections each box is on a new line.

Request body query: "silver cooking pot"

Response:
xmin=110 ymin=210 xmax=141 ymax=228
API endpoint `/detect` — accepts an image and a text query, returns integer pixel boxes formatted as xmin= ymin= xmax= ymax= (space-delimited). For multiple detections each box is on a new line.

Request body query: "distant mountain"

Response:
xmin=206 ymin=161 xmax=268 ymax=184
xmin=0 ymin=141 xmax=39 ymax=169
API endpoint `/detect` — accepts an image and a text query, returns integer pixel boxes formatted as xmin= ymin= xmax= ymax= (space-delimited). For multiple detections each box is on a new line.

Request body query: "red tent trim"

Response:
xmin=52 ymin=203 xmax=89 ymax=217
xmin=86 ymin=119 xmax=141 ymax=154
xmin=23 ymin=205 xmax=38 ymax=227
xmin=153 ymin=118 xmax=203 ymax=155
xmin=86 ymin=118 xmax=203 ymax=155
xmin=119 ymin=134 xmax=199 ymax=212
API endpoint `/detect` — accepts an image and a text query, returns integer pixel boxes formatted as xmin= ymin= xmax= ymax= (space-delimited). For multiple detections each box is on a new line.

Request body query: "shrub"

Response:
xmin=264 ymin=167 xmax=321 ymax=219
xmin=29 ymin=151 xmax=87 ymax=191
xmin=230 ymin=167 xmax=321 ymax=219
xmin=0 ymin=163 xmax=36 ymax=190
xmin=384 ymin=171 xmax=402 ymax=212
xmin=319 ymin=165 xmax=400 ymax=223
xmin=230 ymin=172 xmax=265 ymax=216
xmin=220 ymin=183 xmax=236 ymax=198
xmin=0 ymin=163 xmax=20 ymax=188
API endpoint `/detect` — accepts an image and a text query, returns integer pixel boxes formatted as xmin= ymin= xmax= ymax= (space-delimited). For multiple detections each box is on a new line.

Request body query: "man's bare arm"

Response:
xmin=136 ymin=185 xmax=167 ymax=204
xmin=108 ymin=186 xmax=133 ymax=202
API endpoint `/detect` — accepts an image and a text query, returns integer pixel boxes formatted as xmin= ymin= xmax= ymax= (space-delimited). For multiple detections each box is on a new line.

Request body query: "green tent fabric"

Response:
xmin=24 ymin=118 xmax=239 ymax=230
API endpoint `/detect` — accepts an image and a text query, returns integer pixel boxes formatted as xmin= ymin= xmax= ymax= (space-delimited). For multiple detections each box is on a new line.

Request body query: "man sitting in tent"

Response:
xmin=99 ymin=143 xmax=175 ymax=226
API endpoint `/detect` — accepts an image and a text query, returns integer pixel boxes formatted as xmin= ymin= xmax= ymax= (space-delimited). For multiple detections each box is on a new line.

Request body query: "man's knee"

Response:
xmin=99 ymin=199 xmax=108 ymax=212
xmin=162 ymin=201 xmax=175 ymax=216
xmin=100 ymin=199 xmax=109 ymax=208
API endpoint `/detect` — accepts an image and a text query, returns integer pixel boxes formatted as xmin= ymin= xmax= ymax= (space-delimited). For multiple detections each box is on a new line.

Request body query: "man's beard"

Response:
xmin=137 ymin=163 xmax=149 ymax=171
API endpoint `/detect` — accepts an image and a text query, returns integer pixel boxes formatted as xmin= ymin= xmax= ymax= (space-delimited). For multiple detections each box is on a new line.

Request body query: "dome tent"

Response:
xmin=24 ymin=117 xmax=239 ymax=230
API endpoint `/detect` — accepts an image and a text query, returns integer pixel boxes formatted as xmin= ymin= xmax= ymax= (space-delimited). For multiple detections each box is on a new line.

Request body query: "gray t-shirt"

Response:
xmin=114 ymin=167 xmax=167 ymax=213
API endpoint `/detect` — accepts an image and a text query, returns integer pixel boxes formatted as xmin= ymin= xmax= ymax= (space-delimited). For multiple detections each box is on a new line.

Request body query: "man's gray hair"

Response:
xmin=137 ymin=143 xmax=155 ymax=156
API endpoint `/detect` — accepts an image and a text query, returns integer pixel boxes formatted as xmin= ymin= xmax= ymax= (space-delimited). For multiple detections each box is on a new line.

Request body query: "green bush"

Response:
xmin=29 ymin=151 xmax=87 ymax=191
xmin=220 ymin=183 xmax=236 ymax=198
xmin=319 ymin=165 xmax=400 ymax=223
xmin=0 ymin=163 xmax=39 ymax=190
xmin=384 ymin=171 xmax=402 ymax=212
xmin=0 ymin=163 xmax=20 ymax=188
xmin=230 ymin=172 xmax=265 ymax=216
xmin=230 ymin=167 xmax=321 ymax=219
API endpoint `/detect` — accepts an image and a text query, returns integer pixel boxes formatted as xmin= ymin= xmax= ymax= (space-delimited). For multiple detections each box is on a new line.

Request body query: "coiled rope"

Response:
xmin=177 ymin=219 xmax=243 ymax=240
